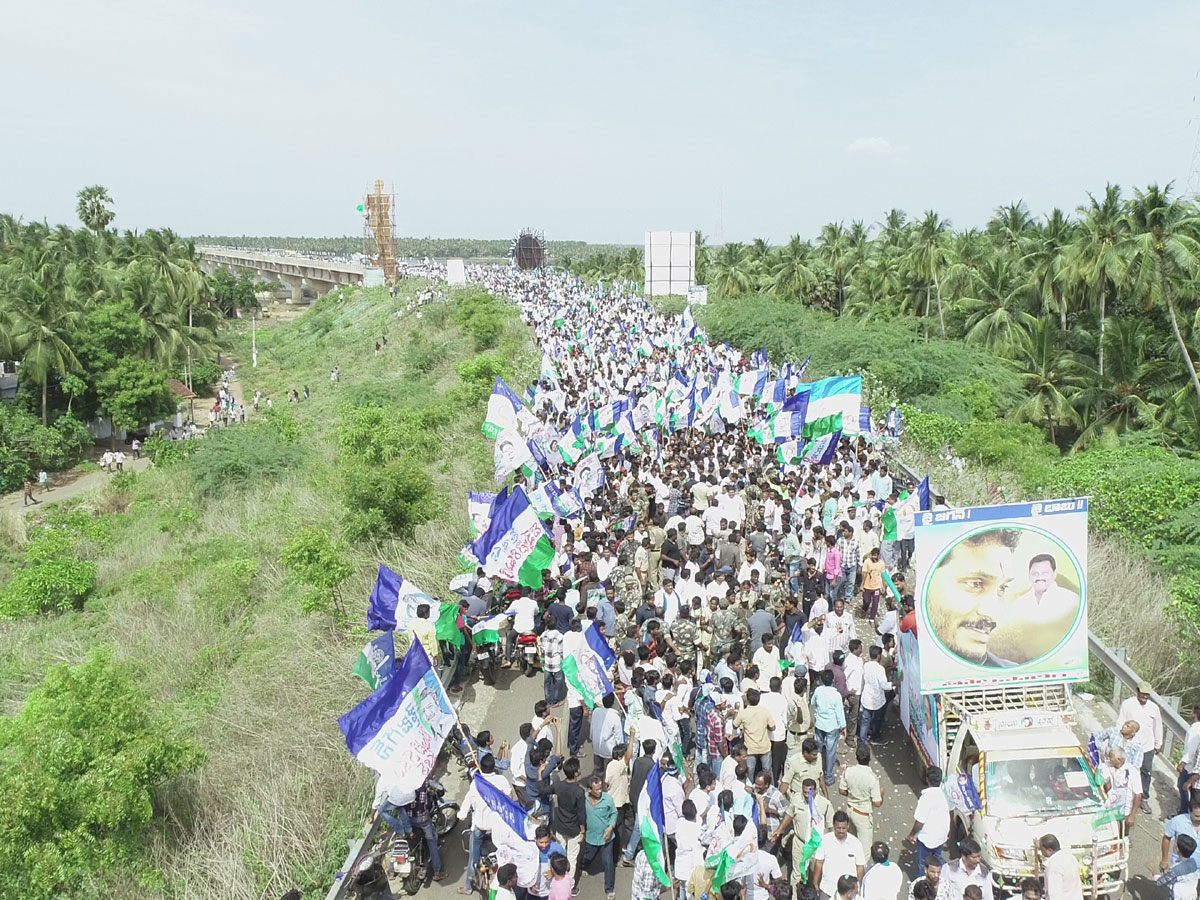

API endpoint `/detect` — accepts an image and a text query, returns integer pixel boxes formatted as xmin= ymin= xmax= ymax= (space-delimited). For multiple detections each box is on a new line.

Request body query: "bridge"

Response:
xmin=196 ymin=247 xmax=367 ymax=303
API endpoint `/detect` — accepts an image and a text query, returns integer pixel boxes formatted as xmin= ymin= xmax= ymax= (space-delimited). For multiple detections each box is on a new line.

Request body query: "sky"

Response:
xmin=3 ymin=1 xmax=1200 ymax=245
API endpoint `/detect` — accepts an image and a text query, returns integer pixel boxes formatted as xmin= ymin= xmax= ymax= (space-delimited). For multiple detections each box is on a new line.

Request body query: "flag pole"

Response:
xmin=421 ymin=633 xmax=484 ymax=773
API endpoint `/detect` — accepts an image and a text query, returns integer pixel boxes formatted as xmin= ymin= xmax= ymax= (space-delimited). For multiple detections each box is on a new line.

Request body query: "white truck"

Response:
xmin=899 ymin=630 xmax=1128 ymax=897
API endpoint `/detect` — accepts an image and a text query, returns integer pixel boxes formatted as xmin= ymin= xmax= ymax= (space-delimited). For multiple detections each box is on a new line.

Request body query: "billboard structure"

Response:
xmin=644 ymin=231 xmax=695 ymax=297
xmin=446 ymin=258 xmax=467 ymax=286
xmin=913 ymin=498 xmax=1089 ymax=693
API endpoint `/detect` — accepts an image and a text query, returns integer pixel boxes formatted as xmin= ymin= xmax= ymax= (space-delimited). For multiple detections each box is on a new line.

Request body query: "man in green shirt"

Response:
xmin=579 ymin=775 xmax=618 ymax=899
xmin=838 ymin=744 xmax=885 ymax=851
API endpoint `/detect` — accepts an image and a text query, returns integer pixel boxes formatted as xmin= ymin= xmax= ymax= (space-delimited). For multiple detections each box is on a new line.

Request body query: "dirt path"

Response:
xmin=0 ymin=456 xmax=152 ymax=515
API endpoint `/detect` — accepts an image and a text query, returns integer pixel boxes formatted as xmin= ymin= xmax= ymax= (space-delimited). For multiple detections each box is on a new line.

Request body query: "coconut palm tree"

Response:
xmin=1 ymin=241 xmax=83 ymax=424
xmin=907 ymin=211 xmax=952 ymax=337
xmin=1024 ymin=209 xmax=1075 ymax=330
xmin=957 ymin=257 xmax=1038 ymax=355
xmin=710 ymin=243 xmax=756 ymax=298
xmin=1009 ymin=318 xmax=1087 ymax=444
xmin=1125 ymin=183 xmax=1200 ymax=408
xmin=768 ymin=236 xmax=816 ymax=302
xmin=817 ymin=223 xmax=855 ymax=314
xmin=987 ymin=200 xmax=1035 ymax=256
xmin=1069 ymin=317 xmax=1178 ymax=447
xmin=1067 ymin=184 xmax=1128 ymax=377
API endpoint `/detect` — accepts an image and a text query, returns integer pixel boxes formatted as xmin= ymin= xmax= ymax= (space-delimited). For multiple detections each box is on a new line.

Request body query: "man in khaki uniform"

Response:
xmin=838 ymin=744 xmax=884 ymax=851
xmin=783 ymin=737 xmax=826 ymax=797
xmin=647 ymin=521 xmax=666 ymax=590
xmin=778 ymin=777 xmax=833 ymax=885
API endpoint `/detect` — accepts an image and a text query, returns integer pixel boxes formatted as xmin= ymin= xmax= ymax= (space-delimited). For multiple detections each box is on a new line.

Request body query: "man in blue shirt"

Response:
xmin=812 ymin=668 xmax=847 ymax=785
xmin=1161 ymin=799 xmax=1200 ymax=871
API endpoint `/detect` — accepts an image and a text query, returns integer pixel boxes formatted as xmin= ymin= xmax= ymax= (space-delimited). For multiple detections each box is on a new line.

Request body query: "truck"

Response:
xmin=898 ymin=630 xmax=1128 ymax=897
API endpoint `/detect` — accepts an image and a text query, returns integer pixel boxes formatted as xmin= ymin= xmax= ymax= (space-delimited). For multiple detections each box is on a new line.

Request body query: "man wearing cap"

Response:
xmin=1119 ymin=681 xmax=1164 ymax=814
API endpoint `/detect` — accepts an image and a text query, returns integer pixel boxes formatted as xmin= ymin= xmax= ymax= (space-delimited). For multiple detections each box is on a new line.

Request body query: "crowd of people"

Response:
xmin=369 ymin=267 xmax=1198 ymax=900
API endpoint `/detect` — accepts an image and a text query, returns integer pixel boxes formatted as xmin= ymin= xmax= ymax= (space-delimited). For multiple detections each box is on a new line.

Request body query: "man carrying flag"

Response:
xmin=459 ymin=757 xmax=532 ymax=895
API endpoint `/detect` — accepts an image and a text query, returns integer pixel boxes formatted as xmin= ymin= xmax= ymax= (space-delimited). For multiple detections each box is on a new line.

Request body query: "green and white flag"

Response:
xmin=471 ymin=614 xmax=508 ymax=645
xmin=797 ymin=375 xmax=862 ymax=438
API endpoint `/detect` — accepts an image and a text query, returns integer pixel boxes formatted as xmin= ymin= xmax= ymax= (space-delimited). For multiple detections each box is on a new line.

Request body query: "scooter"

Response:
xmin=515 ymin=632 xmax=539 ymax=676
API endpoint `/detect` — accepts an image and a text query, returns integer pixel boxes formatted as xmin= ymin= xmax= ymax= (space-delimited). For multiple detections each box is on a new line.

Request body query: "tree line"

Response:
xmin=0 ymin=187 xmax=224 ymax=487
xmin=695 ymin=183 xmax=1200 ymax=453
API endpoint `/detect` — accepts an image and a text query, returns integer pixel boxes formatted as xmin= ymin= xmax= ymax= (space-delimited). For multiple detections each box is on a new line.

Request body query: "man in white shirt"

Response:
xmin=860 ymin=841 xmax=903 ymax=900
xmin=752 ymin=633 xmax=783 ymax=684
xmin=859 ymin=646 xmax=891 ymax=744
xmin=505 ymin=591 xmax=540 ymax=664
xmin=1098 ymin=745 xmax=1141 ymax=831
xmin=825 ymin=598 xmax=856 ymax=656
xmin=760 ymin=676 xmax=791 ymax=781
xmin=1039 ymin=834 xmax=1084 ymax=900
xmin=905 ymin=767 xmax=950 ymax=875
xmin=653 ymin=579 xmax=682 ymax=625
xmin=813 ymin=810 xmax=866 ymax=899
xmin=1178 ymin=704 xmax=1200 ymax=816
xmin=1118 ymin=681 xmax=1164 ymax=813
xmin=458 ymin=754 xmax=516 ymax=893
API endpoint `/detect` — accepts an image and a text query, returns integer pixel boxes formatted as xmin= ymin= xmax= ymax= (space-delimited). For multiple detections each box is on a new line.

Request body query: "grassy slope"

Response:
xmin=0 ymin=281 xmax=534 ymax=899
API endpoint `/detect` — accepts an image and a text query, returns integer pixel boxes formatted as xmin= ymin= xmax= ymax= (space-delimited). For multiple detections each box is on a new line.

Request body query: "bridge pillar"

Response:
xmin=308 ymin=278 xmax=337 ymax=299
xmin=279 ymin=273 xmax=304 ymax=305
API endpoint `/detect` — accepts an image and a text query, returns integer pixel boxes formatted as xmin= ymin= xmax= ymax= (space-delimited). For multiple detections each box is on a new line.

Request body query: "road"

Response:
xmin=0 ymin=455 xmax=151 ymax=514
xmin=410 ymin=604 xmax=1172 ymax=900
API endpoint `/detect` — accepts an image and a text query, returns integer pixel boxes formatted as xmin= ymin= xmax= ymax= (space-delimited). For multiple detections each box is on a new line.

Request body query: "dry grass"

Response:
xmin=0 ymin=509 xmax=26 ymax=551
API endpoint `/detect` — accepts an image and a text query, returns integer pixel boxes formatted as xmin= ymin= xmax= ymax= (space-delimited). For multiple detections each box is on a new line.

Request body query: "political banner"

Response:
xmin=913 ymin=498 xmax=1089 ymax=692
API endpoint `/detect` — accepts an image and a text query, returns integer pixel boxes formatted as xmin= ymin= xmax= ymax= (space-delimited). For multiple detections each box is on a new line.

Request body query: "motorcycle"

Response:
xmin=377 ymin=779 xmax=461 ymax=896
xmin=346 ymin=851 xmax=393 ymax=899
xmin=473 ymin=618 xmax=507 ymax=685
xmin=515 ymin=632 xmax=539 ymax=676
xmin=463 ymin=827 xmax=499 ymax=900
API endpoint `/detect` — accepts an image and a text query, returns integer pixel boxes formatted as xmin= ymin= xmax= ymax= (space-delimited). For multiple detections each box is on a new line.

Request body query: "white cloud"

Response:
xmin=846 ymin=136 xmax=897 ymax=157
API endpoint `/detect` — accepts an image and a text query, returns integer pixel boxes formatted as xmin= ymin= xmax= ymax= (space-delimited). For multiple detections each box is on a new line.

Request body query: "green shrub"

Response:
xmin=952 ymin=420 xmax=1058 ymax=486
xmin=0 ymin=514 xmax=106 ymax=619
xmin=0 ymin=649 xmax=203 ymax=899
xmin=342 ymin=457 xmax=439 ymax=541
xmin=0 ymin=445 xmax=31 ymax=493
xmin=701 ymin=296 xmax=1024 ymax=411
xmin=453 ymin=292 xmax=507 ymax=351
xmin=280 ymin=527 xmax=353 ymax=618
xmin=406 ymin=331 xmax=441 ymax=375
xmin=144 ymin=433 xmax=197 ymax=467
xmin=899 ymin=404 xmax=965 ymax=450
xmin=336 ymin=405 xmax=439 ymax=465
xmin=1040 ymin=448 xmax=1200 ymax=550
xmin=186 ymin=423 xmax=303 ymax=498
xmin=175 ymin=358 xmax=222 ymax=391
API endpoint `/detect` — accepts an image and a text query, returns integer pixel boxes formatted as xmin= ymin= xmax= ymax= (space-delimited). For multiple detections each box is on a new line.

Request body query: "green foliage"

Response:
xmin=336 ymin=404 xmax=440 ymax=464
xmin=181 ymin=358 xmax=223 ymax=390
xmin=952 ymin=420 xmax=1059 ymax=485
xmin=1040 ymin=448 xmax=1200 ymax=550
xmin=0 ymin=511 xmax=107 ymax=618
xmin=186 ymin=422 xmax=303 ymax=498
xmin=262 ymin=403 xmax=301 ymax=443
xmin=0 ymin=404 xmax=92 ymax=480
xmin=454 ymin=353 xmax=506 ymax=406
xmin=280 ymin=528 xmax=353 ymax=618
xmin=144 ymin=432 xmax=197 ymax=467
xmin=898 ymin=404 xmax=965 ymax=449
xmin=97 ymin=357 xmax=177 ymax=433
xmin=453 ymin=292 xmax=506 ymax=350
xmin=207 ymin=268 xmax=263 ymax=315
xmin=0 ymin=649 xmax=203 ymax=899
xmin=701 ymin=296 xmax=1025 ymax=410
xmin=342 ymin=457 xmax=440 ymax=542
xmin=405 ymin=330 xmax=441 ymax=374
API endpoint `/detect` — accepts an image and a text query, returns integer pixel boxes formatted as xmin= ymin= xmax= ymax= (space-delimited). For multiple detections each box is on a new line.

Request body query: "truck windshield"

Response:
xmin=984 ymin=750 xmax=1103 ymax=818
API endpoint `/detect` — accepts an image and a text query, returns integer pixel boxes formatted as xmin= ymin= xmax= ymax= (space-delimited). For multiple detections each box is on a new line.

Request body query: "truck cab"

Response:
xmin=898 ymin=630 xmax=1128 ymax=897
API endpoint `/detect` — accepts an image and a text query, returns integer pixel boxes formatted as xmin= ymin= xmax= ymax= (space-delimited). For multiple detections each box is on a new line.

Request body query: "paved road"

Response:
xmin=418 ymin=609 xmax=1173 ymax=900
xmin=0 ymin=456 xmax=151 ymax=514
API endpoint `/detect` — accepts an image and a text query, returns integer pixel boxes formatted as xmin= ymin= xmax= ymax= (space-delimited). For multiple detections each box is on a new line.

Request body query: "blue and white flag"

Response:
xmin=796 ymin=354 xmax=811 ymax=379
xmin=584 ymin=620 xmax=616 ymax=669
xmin=367 ymin=563 xmax=436 ymax=631
xmin=638 ymin=760 xmax=671 ymax=886
xmin=338 ymin=638 xmax=456 ymax=788
xmin=483 ymin=377 xmax=529 ymax=440
xmin=468 ymin=491 xmax=497 ymax=538
xmin=574 ymin=452 xmax=605 ymax=500
xmin=803 ymin=430 xmax=842 ymax=466
xmin=752 ymin=347 xmax=768 ymax=368
xmin=859 ymin=407 xmax=873 ymax=433
xmin=474 ymin=773 xmax=534 ymax=842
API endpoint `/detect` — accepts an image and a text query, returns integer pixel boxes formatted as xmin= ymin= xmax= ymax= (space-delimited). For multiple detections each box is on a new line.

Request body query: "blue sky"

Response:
xmin=3 ymin=1 xmax=1199 ymax=244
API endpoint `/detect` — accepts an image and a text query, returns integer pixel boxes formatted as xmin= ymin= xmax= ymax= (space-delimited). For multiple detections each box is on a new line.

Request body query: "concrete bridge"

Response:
xmin=196 ymin=247 xmax=366 ymax=303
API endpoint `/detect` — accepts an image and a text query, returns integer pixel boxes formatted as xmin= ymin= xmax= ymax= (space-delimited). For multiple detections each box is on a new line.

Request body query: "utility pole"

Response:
xmin=252 ymin=311 xmax=258 ymax=368
xmin=186 ymin=304 xmax=193 ymax=391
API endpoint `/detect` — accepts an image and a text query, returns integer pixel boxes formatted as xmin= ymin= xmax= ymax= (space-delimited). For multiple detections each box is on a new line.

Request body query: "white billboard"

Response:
xmin=446 ymin=258 xmax=467 ymax=286
xmin=644 ymin=231 xmax=695 ymax=297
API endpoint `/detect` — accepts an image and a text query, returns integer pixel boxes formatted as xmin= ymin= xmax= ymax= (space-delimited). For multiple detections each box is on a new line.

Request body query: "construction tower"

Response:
xmin=363 ymin=180 xmax=397 ymax=282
